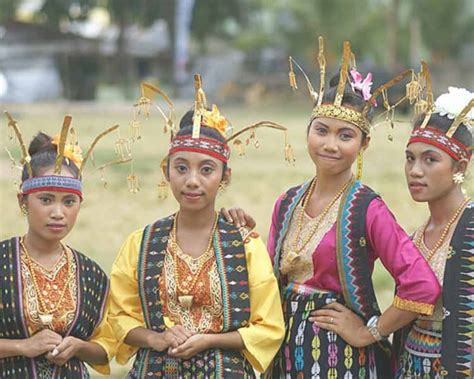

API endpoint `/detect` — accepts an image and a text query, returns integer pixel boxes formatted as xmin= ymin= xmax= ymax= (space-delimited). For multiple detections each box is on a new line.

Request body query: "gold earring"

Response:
xmin=157 ymin=178 xmax=169 ymax=200
xmin=219 ymin=182 xmax=227 ymax=193
xmin=20 ymin=204 xmax=28 ymax=216
xmin=356 ymin=152 xmax=363 ymax=180
xmin=453 ymin=172 xmax=465 ymax=185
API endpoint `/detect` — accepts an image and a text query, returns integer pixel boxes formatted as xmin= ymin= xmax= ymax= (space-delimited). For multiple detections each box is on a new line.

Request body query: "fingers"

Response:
xmin=234 ymin=209 xmax=247 ymax=227
xmin=323 ymin=302 xmax=347 ymax=312
xmin=309 ymin=310 xmax=338 ymax=324
xmin=244 ymin=213 xmax=256 ymax=229
xmin=220 ymin=208 xmax=233 ymax=223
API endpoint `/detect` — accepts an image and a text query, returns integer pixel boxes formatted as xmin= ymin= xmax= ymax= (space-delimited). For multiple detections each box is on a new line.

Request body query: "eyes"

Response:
xmin=174 ymin=164 xmax=216 ymax=175
xmin=38 ymin=196 xmax=78 ymax=206
xmin=313 ymin=126 xmax=355 ymax=141
xmin=405 ymin=155 xmax=438 ymax=164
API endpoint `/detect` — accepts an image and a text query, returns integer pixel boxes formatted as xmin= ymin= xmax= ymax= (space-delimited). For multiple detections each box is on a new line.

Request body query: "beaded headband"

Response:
xmin=4 ymin=111 xmax=130 ymax=197
xmin=21 ymin=175 xmax=83 ymax=198
xmin=169 ymin=135 xmax=231 ymax=163
xmin=406 ymin=63 xmax=473 ymax=161
xmin=289 ymin=37 xmax=412 ymax=135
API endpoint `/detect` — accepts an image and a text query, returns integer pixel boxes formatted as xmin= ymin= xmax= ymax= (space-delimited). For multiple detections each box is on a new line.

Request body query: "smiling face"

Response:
xmin=20 ymin=167 xmax=81 ymax=243
xmin=405 ymin=142 xmax=463 ymax=203
xmin=307 ymin=116 xmax=368 ymax=177
xmin=167 ymin=151 xmax=230 ymax=213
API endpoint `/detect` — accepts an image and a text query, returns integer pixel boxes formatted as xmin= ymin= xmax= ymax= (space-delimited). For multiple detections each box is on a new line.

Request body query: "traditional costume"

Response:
xmin=395 ymin=83 xmax=474 ymax=378
xmin=0 ymin=113 xmax=121 ymax=378
xmin=266 ymin=40 xmax=442 ymax=378
xmin=109 ymin=76 xmax=289 ymax=378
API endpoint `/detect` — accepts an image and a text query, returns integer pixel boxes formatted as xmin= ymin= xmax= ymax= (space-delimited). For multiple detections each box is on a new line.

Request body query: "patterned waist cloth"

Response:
xmin=269 ymin=282 xmax=392 ymax=379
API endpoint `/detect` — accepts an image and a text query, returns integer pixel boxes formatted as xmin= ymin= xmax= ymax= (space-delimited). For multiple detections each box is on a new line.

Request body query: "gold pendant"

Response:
xmin=39 ymin=314 xmax=53 ymax=328
xmin=286 ymin=251 xmax=300 ymax=263
xmin=178 ymin=295 xmax=193 ymax=309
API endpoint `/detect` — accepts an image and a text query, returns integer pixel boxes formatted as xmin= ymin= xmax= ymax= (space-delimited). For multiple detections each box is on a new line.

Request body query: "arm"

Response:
xmin=168 ymin=331 xmax=245 ymax=360
xmin=235 ymin=234 xmax=285 ymax=373
xmin=310 ymin=303 xmax=416 ymax=347
xmin=125 ymin=325 xmax=193 ymax=352
xmin=0 ymin=330 xmax=62 ymax=359
xmin=311 ymin=199 xmax=438 ymax=347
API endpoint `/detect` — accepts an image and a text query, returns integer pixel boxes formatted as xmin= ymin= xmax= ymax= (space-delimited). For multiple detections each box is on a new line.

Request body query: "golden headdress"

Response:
xmin=4 ymin=111 xmax=130 ymax=197
xmin=288 ymin=37 xmax=413 ymax=135
xmin=130 ymin=74 xmax=295 ymax=198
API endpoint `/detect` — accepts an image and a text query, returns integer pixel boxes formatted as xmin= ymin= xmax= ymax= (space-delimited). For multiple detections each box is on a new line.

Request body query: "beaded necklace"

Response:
xmin=286 ymin=177 xmax=351 ymax=264
xmin=169 ymin=212 xmax=218 ymax=308
xmin=20 ymin=237 xmax=73 ymax=327
xmin=415 ymin=197 xmax=470 ymax=261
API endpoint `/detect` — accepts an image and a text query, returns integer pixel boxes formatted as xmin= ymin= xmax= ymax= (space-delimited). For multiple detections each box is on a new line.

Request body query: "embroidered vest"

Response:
xmin=0 ymin=237 xmax=109 ymax=379
xmin=130 ymin=214 xmax=254 ymax=378
xmin=272 ymin=180 xmax=382 ymax=320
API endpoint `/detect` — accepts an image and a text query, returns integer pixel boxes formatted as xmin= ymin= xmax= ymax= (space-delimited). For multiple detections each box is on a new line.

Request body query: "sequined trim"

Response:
xmin=21 ymin=248 xmax=77 ymax=334
xmin=393 ymin=295 xmax=434 ymax=316
xmin=160 ymin=240 xmax=224 ymax=334
xmin=280 ymin=198 xmax=340 ymax=283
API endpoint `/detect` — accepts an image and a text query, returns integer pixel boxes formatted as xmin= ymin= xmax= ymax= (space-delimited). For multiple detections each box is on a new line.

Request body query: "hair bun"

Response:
xmin=28 ymin=132 xmax=56 ymax=156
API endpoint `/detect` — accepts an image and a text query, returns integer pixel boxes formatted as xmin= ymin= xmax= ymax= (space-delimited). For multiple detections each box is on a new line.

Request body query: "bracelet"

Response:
xmin=366 ymin=315 xmax=384 ymax=342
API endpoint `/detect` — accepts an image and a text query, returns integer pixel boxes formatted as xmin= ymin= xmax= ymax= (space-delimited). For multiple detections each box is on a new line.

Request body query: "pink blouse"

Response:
xmin=268 ymin=196 xmax=441 ymax=315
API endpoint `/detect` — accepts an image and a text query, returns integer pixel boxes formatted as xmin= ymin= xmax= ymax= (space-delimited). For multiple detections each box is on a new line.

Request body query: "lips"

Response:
xmin=182 ymin=192 xmax=203 ymax=201
xmin=47 ymin=224 xmax=66 ymax=232
xmin=317 ymin=154 xmax=340 ymax=161
xmin=408 ymin=182 xmax=427 ymax=193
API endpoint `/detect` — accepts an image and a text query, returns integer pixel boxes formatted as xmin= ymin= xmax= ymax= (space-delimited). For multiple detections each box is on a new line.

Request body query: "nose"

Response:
xmin=408 ymin=160 xmax=423 ymax=178
xmin=50 ymin=203 xmax=65 ymax=220
xmin=323 ymin=135 xmax=338 ymax=152
xmin=185 ymin=169 xmax=200 ymax=188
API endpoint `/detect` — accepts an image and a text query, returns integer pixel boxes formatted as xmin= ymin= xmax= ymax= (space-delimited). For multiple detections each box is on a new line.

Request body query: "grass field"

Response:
xmin=1 ymin=100 xmax=472 ymax=377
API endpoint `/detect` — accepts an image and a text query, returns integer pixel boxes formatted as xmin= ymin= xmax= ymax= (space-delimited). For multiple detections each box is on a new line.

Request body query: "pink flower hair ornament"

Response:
xmin=350 ymin=69 xmax=377 ymax=107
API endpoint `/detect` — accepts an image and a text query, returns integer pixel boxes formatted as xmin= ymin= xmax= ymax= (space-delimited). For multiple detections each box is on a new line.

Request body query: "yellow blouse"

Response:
xmin=108 ymin=227 xmax=285 ymax=373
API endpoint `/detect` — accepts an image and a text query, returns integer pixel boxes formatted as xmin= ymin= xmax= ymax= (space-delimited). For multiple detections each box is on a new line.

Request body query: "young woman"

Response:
xmin=395 ymin=87 xmax=473 ymax=379
xmin=226 ymin=45 xmax=443 ymax=375
xmin=0 ymin=129 xmax=116 ymax=378
xmin=108 ymin=103 xmax=285 ymax=378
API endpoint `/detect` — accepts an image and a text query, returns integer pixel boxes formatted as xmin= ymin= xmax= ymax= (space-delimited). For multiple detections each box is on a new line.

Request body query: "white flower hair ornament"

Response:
xmin=435 ymin=87 xmax=474 ymax=120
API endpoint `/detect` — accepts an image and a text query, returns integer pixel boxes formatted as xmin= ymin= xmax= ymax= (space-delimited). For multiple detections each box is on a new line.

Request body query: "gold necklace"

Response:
xmin=415 ymin=197 xmax=470 ymax=261
xmin=169 ymin=212 xmax=218 ymax=308
xmin=20 ymin=237 xmax=73 ymax=327
xmin=287 ymin=177 xmax=351 ymax=263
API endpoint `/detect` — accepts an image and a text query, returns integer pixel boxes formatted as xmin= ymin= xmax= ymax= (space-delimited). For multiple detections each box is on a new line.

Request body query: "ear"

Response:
xmin=361 ymin=135 xmax=371 ymax=151
xmin=161 ymin=157 xmax=170 ymax=181
xmin=17 ymin=193 xmax=26 ymax=210
xmin=222 ymin=167 xmax=232 ymax=185
xmin=454 ymin=158 xmax=468 ymax=174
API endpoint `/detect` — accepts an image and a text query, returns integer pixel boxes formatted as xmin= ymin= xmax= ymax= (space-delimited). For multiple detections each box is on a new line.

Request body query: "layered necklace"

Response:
xmin=414 ymin=197 xmax=471 ymax=262
xmin=168 ymin=212 xmax=218 ymax=309
xmin=20 ymin=237 xmax=74 ymax=328
xmin=286 ymin=177 xmax=352 ymax=264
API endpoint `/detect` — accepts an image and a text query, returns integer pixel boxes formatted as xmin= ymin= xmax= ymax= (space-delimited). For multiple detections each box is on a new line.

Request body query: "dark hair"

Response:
xmin=308 ymin=71 xmax=373 ymax=142
xmin=413 ymin=113 xmax=472 ymax=149
xmin=21 ymin=132 xmax=80 ymax=182
xmin=168 ymin=109 xmax=228 ymax=179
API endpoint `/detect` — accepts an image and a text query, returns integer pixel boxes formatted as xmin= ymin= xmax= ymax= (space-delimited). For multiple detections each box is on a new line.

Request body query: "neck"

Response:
xmin=427 ymin=187 xmax=467 ymax=226
xmin=23 ymin=230 xmax=63 ymax=260
xmin=177 ymin=205 xmax=216 ymax=231
xmin=314 ymin=168 xmax=353 ymax=197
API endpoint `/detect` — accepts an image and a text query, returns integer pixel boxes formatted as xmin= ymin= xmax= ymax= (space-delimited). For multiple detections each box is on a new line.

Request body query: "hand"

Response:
xmin=220 ymin=207 xmax=256 ymax=229
xmin=309 ymin=302 xmax=374 ymax=348
xmin=167 ymin=334 xmax=210 ymax=359
xmin=18 ymin=329 xmax=63 ymax=358
xmin=45 ymin=336 xmax=84 ymax=366
xmin=148 ymin=325 xmax=194 ymax=352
